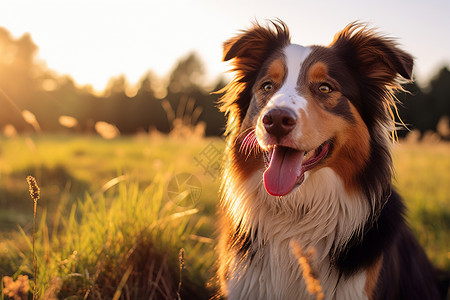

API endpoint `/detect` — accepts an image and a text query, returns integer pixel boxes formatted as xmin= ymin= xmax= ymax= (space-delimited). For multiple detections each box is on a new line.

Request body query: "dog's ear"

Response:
xmin=331 ymin=23 xmax=414 ymax=132
xmin=220 ymin=21 xmax=290 ymax=136
xmin=223 ymin=20 xmax=290 ymax=65
xmin=222 ymin=20 xmax=290 ymax=83
xmin=331 ymin=23 xmax=413 ymax=84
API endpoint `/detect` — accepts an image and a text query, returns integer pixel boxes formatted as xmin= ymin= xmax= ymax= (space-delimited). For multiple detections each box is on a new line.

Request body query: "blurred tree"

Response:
xmin=167 ymin=52 xmax=204 ymax=94
xmin=104 ymin=75 xmax=127 ymax=96
xmin=165 ymin=53 xmax=226 ymax=136
xmin=130 ymin=72 xmax=170 ymax=133
xmin=397 ymin=67 xmax=450 ymax=138
xmin=1 ymin=26 xmax=447 ymax=137
xmin=203 ymin=78 xmax=227 ymax=136
xmin=427 ymin=67 xmax=450 ymax=124
xmin=137 ymin=71 xmax=155 ymax=96
xmin=396 ymin=81 xmax=426 ymax=136
xmin=0 ymin=28 xmax=41 ymax=131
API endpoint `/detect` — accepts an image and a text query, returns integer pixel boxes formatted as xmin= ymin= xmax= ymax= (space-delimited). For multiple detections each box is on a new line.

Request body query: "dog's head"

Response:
xmin=220 ymin=20 xmax=413 ymax=198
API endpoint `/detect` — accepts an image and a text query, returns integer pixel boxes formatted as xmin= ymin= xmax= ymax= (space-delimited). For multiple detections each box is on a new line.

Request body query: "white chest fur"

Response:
xmin=222 ymin=168 xmax=371 ymax=299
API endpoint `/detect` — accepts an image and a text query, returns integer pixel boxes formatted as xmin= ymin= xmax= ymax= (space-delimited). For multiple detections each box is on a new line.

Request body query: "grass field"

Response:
xmin=0 ymin=134 xmax=449 ymax=298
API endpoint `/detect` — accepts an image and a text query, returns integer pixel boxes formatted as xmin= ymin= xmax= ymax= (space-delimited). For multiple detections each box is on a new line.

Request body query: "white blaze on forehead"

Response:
xmin=267 ymin=44 xmax=311 ymax=111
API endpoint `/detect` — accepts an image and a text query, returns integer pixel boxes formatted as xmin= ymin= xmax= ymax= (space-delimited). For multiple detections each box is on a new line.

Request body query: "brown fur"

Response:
xmin=307 ymin=61 xmax=328 ymax=82
xmin=267 ymin=58 xmax=286 ymax=84
xmin=365 ymin=256 xmax=383 ymax=299
xmin=217 ymin=20 xmax=443 ymax=300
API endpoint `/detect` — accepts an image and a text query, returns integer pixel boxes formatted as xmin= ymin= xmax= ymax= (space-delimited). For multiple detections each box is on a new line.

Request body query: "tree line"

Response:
xmin=0 ymin=27 xmax=226 ymax=136
xmin=0 ymin=27 xmax=448 ymax=138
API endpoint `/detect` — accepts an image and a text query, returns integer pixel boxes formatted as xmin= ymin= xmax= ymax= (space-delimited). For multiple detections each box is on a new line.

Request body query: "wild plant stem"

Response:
xmin=27 ymin=176 xmax=40 ymax=300
xmin=177 ymin=248 xmax=185 ymax=300
xmin=32 ymin=199 xmax=37 ymax=300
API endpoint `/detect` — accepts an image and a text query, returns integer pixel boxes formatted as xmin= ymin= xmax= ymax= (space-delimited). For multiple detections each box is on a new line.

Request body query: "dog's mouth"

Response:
xmin=262 ymin=141 xmax=331 ymax=196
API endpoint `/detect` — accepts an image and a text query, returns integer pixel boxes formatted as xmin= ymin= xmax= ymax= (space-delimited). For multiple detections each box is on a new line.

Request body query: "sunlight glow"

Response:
xmin=95 ymin=121 xmax=120 ymax=139
xmin=0 ymin=0 xmax=449 ymax=92
xmin=58 ymin=115 xmax=78 ymax=129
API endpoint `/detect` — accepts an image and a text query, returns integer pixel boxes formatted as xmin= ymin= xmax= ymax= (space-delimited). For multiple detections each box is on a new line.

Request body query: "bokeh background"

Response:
xmin=0 ymin=0 xmax=449 ymax=137
xmin=0 ymin=0 xmax=449 ymax=299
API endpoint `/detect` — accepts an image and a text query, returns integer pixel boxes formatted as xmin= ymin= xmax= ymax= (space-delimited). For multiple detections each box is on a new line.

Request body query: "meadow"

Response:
xmin=0 ymin=134 xmax=449 ymax=299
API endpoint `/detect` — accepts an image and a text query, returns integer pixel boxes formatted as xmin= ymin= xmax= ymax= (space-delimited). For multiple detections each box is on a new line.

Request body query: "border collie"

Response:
xmin=217 ymin=20 xmax=442 ymax=299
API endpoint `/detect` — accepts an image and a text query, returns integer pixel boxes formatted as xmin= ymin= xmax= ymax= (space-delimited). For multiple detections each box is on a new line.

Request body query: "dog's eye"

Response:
xmin=262 ymin=82 xmax=273 ymax=92
xmin=319 ymin=83 xmax=332 ymax=93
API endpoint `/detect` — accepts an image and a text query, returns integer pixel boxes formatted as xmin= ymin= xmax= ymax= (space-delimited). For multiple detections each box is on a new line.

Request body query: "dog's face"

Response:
xmin=247 ymin=44 xmax=371 ymax=196
xmin=221 ymin=21 xmax=413 ymax=197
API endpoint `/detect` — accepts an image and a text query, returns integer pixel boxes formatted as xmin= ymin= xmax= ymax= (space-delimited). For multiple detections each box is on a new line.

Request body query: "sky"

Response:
xmin=1 ymin=0 xmax=449 ymax=92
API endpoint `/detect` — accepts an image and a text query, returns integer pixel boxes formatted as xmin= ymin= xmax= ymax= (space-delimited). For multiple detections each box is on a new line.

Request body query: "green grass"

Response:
xmin=393 ymin=141 xmax=450 ymax=270
xmin=0 ymin=134 xmax=224 ymax=298
xmin=16 ymin=175 xmax=214 ymax=299
xmin=0 ymin=134 xmax=448 ymax=298
xmin=0 ymin=134 xmax=223 ymax=233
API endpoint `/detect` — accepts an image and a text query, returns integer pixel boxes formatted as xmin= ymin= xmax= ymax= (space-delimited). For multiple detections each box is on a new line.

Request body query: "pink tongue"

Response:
xmin=263 ymin=146 xmax=305 ymax=196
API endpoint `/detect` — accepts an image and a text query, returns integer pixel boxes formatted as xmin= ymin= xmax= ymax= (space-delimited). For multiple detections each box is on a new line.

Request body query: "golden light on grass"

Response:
xmin=436 ymin=116 xmax=450 ymax=139
xmin=58 ymin=115 xmax=79 ymax=129
xmin=3 ymin=124 xmax=17 ymax=137
xmin=124 ymin=85 xmax=139 ymax=98
xmin=2 ymin=275 xmax=30 ymax=300
xmin=94 ymin=121 xmax=120 ymax=139
xmin=176 ymin=248 xmax=185 ymax=300
xmin=21 ymin=110 xmax=41 ymax=132
xmin=27 ymin=176 xmax=40 ymax=203
xmin=41 ymin=79 xmax=58 ymax=92
xmin=161 ymin=97 xmax=205 ymax=138
xmin=290 ymin=241 xmax=324 ymax=300
xmin=152 ymin=81 xmax=168 ymax=100
xmin=26 ymin=176 xmax=40 ymax=300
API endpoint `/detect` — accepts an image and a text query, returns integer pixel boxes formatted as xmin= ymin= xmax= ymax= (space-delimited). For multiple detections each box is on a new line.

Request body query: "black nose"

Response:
xmin=262 ymin=108 xmax=297 ymax=138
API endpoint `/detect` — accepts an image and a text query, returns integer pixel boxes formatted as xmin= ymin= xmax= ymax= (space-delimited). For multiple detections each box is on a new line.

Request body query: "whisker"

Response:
xmin=249 ymin=134 xmax=261 ymax=155
xmin=238 ymin=128 xmax=262 ymax=156
xmin=235 ymin=127 xmax=254 ymax=144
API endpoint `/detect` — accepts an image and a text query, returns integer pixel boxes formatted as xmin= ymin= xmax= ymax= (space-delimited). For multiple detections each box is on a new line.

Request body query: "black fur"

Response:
xmin=334 ymin=190 xmax=443 ymax=299
xmin=231 ymin=222 xmax=258 ymax=263
xmin=218 ymin=20 xmax=447 ymax=299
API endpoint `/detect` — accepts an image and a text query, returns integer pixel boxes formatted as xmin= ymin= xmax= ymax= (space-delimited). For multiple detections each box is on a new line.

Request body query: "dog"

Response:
xmin=217 ymin=20 xmax=442 ymax=299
